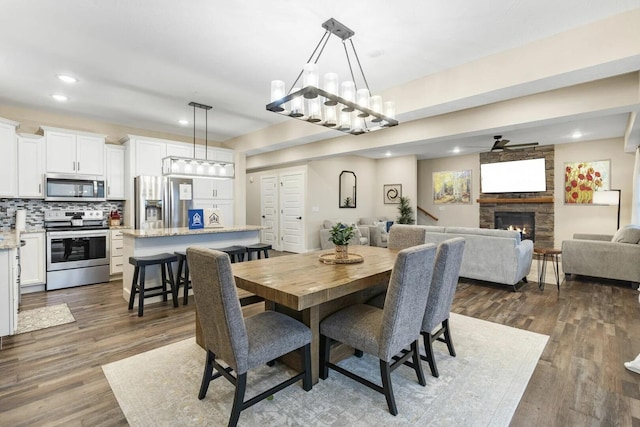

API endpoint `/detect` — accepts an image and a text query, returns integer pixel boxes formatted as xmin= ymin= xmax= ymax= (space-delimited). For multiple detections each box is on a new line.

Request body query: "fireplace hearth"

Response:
xmin=495 ymin=211 xmax=535 ymax=242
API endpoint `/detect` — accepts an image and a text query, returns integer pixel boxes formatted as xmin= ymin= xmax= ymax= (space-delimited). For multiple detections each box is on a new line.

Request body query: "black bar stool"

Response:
xmin=216 ymin=246 xmax=247 ymax=263
xmin=128 ymin=253 xmax=178 ymax=317
xmin=246 ymin=243 xmax=272 ymax=260
xmin=174 ymin=251 xmax=192 ymax=305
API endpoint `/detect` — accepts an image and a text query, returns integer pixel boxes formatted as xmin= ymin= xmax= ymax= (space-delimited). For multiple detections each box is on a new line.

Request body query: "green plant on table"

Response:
xmin=329 ymin=223 xmax=355 ymax=246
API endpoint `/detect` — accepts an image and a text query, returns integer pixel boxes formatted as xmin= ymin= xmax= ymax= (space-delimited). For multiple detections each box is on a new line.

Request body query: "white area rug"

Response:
xmin=16 ymin=303 xmax=76 ymax=334
xmin=103 ymin=313 xmax=548 ymax=426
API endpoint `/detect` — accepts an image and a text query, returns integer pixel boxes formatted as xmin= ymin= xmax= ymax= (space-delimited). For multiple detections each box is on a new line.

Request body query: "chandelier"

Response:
xmin=162 ymin=102 xmax=235 ymax=179
xmin=266 ymin=18 xmax=398 ymax=135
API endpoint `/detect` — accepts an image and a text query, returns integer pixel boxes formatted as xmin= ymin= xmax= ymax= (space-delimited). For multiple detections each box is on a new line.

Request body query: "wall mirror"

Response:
xmin=339 ymin=170 xmax=357 ymax=208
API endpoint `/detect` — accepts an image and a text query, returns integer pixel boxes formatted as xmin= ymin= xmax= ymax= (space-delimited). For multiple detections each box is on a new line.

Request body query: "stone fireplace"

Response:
xmin=479 ymin=146 xmax=555 ymax=248
xmin=495 ymin=211 xmax=535 ymax=242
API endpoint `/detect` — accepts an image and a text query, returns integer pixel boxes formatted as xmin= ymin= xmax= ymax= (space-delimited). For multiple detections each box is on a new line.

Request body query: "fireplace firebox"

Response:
xmin=495 ymin=212 xmax=535 ymax=242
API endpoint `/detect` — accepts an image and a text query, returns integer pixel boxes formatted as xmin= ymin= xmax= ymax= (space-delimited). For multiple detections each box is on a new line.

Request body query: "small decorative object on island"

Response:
xmin=397 ymin=196 xmax=415 ymax=224
xmin=109 ymin=210 xmax=121 ymax=226
xmin=329 ymin=223 xmax=355 ymax=260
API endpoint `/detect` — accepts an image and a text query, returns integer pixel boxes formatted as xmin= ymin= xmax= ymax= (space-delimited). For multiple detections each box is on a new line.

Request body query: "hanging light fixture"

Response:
xmin=162 ymin=102 xmax=235 ymax=179
xmin=266 ymin=18 xmax=398 ymax=135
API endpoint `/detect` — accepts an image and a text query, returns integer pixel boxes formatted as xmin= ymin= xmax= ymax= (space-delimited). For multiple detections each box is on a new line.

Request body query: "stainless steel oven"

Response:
xmin=45 ymin=210 xmax=110 ymax=290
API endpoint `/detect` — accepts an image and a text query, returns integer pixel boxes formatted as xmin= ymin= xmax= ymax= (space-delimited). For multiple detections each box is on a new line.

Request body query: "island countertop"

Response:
xmin=122 ymin=225 xmax=264 ymax=238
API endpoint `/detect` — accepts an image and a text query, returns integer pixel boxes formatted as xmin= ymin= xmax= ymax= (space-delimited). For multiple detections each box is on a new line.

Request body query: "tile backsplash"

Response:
xmin=0 ymin=199 xmax=124 ymax=229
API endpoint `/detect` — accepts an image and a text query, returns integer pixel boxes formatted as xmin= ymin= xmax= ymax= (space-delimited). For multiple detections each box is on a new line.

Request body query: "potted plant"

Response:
xmin=397 ymin=196 xmax=415 ymax=224
xmin=329 ymin=223 xmax=355 ymax=259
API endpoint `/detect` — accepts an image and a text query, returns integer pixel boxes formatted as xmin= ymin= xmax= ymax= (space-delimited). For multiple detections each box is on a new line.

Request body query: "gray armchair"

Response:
xmin=187 ymin=247 xmax=312 ymax=426
xmin=358 ymin=216 xmax=391 ymax=247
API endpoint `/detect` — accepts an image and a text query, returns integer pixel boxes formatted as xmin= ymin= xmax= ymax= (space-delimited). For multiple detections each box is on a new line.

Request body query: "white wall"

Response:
xmin=417 ymin=152 xmax=480 ymax=227
xmin=375 ymin=155 xmax=418 ymax=222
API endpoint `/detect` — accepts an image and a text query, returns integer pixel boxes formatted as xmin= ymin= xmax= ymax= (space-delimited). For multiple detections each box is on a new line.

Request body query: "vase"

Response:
xmin=335 ymin=244 xmax=349 ymax=260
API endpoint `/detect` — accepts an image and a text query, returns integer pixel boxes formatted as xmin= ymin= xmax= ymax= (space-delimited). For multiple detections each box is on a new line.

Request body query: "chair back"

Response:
xmin=388 ymin=225 xmax=427 ymax=250
xmin=379 ymin=243 xmax=437 ymax=360
xmin=422 ymin=238 xmax=465 ymax=332
xmin=187 ymin=247 xmax=249 ymax=373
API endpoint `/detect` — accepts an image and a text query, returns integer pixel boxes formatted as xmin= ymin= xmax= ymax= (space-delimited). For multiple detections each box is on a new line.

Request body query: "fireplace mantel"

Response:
xmin=477 ymin=197 xmax=553 ymax=204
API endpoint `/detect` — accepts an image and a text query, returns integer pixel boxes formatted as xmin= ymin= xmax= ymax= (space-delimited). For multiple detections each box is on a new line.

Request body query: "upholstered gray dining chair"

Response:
xmin=319 ymin=243 xmax=437 ymax=416
xmin=187 ymin=247 xmax=312 ymax=427
xmin=387 ymin=224 xmax=428 ymax=250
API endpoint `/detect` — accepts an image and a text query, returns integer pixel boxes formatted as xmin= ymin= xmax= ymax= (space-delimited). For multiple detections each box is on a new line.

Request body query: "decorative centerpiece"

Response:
xmin=329 ymin=223 xmax=355 ymax=260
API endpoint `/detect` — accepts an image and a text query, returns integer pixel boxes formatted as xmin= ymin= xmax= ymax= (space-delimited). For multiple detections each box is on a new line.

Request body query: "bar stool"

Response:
xmin=246 ymin=243 xmax=272 ymax=260
xmin=217 ymin=245 xmax=247 ymax=263
xmin=174 ymin=251 xmax=192 ymax=305
xmin=128 ymin=253 xmax=178 ymax=317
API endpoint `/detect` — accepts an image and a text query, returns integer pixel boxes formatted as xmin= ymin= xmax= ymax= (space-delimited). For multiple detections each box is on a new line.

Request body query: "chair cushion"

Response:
xmin=320 ymin=304 xmax=383 ymax=357
xmin=245 ymin=311 xmax=312 ymax=370
xmin=611 ymin=225 xmax=640 ymax=244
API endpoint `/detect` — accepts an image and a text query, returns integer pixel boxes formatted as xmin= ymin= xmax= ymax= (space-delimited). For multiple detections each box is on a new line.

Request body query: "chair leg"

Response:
xmin=411 ymin=340 xmax=426 ymax=386
xmin=198 ymin=350 xmax=215 ymax=400
xmin=319 ymin=334 xmax=330 ymax=380
xmin=379 ymin=360 xmax=398 ymax=416
xmin=421 ymin=331 xmax=439 ymax=378
xmin=354 ymin=349 xmax=363 ymax=358
xmin=165 ymin=262 xmax=178 ymax=308
xmin=229 ymin=373 xmax=247 ymax=427
xmin=160 ymin=263 xmax=168 ymax=302
xmin=128 ymin=266 xmax=139 ymax=310
xmin=302 ymin=343 xmax=312 ymax=391
xmin=137 ymin=266 xmax=146 ymax=317
xmin=442 ymin=319 xmax=456 ymax=357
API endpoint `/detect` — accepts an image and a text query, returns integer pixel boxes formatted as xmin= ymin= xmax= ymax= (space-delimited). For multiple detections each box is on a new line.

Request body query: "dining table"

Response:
xmin=195 ymin=244 xmax=399 ymax=383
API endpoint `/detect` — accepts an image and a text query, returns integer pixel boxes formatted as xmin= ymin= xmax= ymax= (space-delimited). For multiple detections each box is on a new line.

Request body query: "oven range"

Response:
xmin=44 ymin=210 xmax=110 ymax=290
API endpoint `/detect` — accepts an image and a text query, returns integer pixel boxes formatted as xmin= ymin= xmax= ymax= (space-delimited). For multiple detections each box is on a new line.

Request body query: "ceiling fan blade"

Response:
xmin=506 ymin=142 xmax=539 ymax=148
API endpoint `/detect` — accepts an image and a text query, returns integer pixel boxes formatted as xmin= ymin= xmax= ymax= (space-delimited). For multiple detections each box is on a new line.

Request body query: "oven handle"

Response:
xmin=47 ymin=230 xmax=109 ymax=239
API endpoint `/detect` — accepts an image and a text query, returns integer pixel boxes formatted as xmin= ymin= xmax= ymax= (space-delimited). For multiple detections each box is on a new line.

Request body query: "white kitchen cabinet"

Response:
xmin=192 ymin=199 xmax=234 ymax=227
xmin=194 ymin=146 xmax=234 ymax=163
xmin=134 ymin=138 xmax=166 ymax=176
xmin=17 ymin=133 xmax=45 ymax=198
xmin=42 ymin=126 xmax=105 ymax=175
xmin=105 ymin=145 xmax=125 ymax=200
xmin=110 ymin=229 xmax=125 ymax=275
xmin=20 ymin=232 xmax=46 ymax=288
xmin=0 ymin=247 xmax=18 ymax=338
xmin=0 ymin=118 xmax=19 ymax=198
xmin=193 ymin=178 xmax=233 ymax=199
xmin=166 ymin=142 xmax=193 ymax=158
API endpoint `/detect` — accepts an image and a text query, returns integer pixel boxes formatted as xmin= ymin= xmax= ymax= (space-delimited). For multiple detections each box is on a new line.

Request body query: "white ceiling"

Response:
xmin=1 ymin=1 xmax=640 ymax=160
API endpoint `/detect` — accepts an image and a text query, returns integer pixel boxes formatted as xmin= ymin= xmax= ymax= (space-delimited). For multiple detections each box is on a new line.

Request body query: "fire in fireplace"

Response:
xmin=495 ymin=211 xmax=535 ymax=241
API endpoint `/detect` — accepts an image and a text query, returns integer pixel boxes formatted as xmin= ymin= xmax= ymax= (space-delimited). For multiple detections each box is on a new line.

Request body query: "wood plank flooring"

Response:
xmin=1 ymin=263 xmax=639 ymax=426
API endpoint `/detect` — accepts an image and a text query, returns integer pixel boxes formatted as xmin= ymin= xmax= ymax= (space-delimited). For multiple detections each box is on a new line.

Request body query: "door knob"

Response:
xmin=296 ymin=216 xmax=302 ymax=220
xmin=262 ymin=215 xmax=266 ymax=218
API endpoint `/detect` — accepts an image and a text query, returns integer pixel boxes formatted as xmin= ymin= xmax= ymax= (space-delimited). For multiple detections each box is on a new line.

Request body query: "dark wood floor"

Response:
xmin=1 ymin=264 xmax=639 ymax=426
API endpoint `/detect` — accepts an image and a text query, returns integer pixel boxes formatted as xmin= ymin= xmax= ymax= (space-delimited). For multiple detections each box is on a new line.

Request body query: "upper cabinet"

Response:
xmin=105 ymin=144 xmax=125 ymax=200
xmin=41 ymin=126 xmax=105 ymax=175
xmin=17 ymin=133 xmax=45 ymax=198
xmin=0 ymin=118 xmax=18 ymax=198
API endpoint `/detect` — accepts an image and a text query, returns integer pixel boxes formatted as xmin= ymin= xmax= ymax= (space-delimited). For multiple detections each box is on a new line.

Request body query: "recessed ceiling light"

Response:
xmin=452 ymin=147 xmax=461 ymax=153
xmin=57 ymin=75 xmax=78 ymax=83
xmin=51 ymin=94 xmax=68 ymax=102
xmin=178 ymin=119 xmax=189 ymax=125
xmin=385 ymin=151 xmax=392 ymax=157
xmin=571 ymin=131 xmax=582 ymax=139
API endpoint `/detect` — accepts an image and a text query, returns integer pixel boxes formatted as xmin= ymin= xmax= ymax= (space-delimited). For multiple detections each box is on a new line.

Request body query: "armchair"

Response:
xmin=358 ymin=216 xmax=391 ymax=247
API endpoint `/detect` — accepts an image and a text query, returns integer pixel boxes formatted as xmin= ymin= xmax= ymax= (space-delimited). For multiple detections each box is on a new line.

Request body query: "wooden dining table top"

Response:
xmin=231 ymin=245 xmax=399 ymax=311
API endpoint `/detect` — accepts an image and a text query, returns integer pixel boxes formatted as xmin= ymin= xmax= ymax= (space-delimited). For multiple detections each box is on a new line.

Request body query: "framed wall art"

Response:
xmin=433 ymin=170 xmax=472 ymax=204
xmin=564 ymin=160 xmax=610 ymax=204
xmin=383 ymin=184 xmax=402 ymax=204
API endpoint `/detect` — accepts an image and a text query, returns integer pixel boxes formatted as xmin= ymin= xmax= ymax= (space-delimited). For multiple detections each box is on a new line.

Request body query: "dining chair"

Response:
xmin=319 ymin=243 xmax=437 ymax=416
xmin=419 ymin=237 xmax=465 ymax=377
xmin=186 ymin=247 xmax=312 ymax=427
xmin=387 ymin=224 xmax=427 ymax=250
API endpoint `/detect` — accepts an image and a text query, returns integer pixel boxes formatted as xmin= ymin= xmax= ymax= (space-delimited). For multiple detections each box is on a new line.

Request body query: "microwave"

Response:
xmin=44 ymin=173 xmax=106 ymax=202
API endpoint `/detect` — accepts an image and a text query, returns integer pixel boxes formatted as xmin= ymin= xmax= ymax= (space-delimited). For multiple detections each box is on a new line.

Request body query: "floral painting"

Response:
xmin=564 ymin=160 xmax=610 ymax=204
xmin=433 ymin=170 xmax=472 ymax=204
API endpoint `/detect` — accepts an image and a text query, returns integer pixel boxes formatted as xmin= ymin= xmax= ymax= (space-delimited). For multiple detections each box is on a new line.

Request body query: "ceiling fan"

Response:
xmin=490 ymin=135 xmax=539 ymax=151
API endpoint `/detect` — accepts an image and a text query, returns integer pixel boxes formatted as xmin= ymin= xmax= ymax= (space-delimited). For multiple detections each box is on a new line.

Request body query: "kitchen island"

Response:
xmin=121 ymin=226 xmax=263 ymax=303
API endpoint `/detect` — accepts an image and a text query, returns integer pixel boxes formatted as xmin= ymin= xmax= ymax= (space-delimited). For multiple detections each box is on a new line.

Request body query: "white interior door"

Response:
xmin=260 ymin=175 xmax=279 ymax=250
xmin=280 ymin=172 xmax=305 ymax=253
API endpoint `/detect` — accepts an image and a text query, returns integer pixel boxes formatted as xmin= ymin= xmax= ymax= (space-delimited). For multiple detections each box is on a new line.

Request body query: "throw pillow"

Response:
xmin=375 ymin=221 xmax=387 ymax=234
xmin=611 ymin=225 xmax=640 ymax=244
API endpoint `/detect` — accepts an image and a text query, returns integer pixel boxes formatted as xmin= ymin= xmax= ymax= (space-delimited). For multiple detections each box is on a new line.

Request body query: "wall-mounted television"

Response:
xmin=480 ymin=158 xmax=546 ymax=193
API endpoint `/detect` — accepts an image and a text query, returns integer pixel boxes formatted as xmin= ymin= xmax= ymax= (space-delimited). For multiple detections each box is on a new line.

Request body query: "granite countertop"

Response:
xmin=20 ymin=228 xmax=46 ymax=234
xmin=122 ymin=225 xmax=264 ymax=238
xmin=109 ymin=225 xmax=132 ymax=230
xmin=0 ymin=233 xmax=23 ymax=249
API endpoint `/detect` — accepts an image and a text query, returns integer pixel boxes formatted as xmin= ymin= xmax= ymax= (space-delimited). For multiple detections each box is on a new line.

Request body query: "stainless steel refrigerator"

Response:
xmin=134 ymin=176 xmax=193 ymax=229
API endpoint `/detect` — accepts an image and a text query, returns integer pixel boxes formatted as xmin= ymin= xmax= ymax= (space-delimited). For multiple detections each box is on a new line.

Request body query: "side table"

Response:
xmin=533 ymin=248 xmax=562 ymax=291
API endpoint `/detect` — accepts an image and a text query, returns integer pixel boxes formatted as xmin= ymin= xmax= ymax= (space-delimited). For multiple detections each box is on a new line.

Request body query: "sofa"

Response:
xmin=357 ymin=217 xmax=391 ymax=247
xmin=561 ymin=225 xmax=640 ymax=288
xmin=319 ymin=220 xmax=370 ymax=250
xmin=394 ymin=225 xmax=533 ymax=289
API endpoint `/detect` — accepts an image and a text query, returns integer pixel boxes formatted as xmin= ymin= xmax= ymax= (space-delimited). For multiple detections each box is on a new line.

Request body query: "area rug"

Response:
xmin=103 ymin=313 xmax=548 ymax=426
xmin=16 ymin=303 xmax=76 ymax=334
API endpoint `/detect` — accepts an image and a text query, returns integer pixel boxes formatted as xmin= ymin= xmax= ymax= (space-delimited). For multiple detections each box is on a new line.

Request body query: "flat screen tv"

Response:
xmin=480 ymin=158 xmax=546 ymax=193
